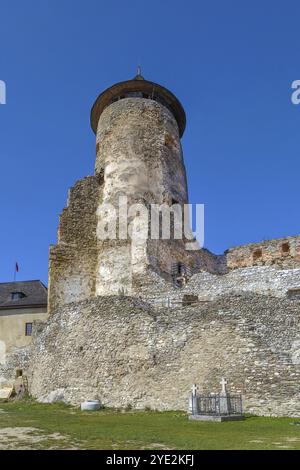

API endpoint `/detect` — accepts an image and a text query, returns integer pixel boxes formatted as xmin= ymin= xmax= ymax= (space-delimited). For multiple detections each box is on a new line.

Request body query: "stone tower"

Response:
xmin=48 ymin=72 xmax=219 ymax=312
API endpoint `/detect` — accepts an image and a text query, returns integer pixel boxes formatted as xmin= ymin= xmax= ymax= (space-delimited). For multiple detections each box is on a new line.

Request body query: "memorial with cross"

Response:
xmin=188 ymin=378 xmax=243 ymax=422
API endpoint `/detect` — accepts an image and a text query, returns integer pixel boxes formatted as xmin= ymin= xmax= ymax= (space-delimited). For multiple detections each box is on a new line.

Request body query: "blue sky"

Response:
xmin=0 ymin=0 xmax=299 ymax=285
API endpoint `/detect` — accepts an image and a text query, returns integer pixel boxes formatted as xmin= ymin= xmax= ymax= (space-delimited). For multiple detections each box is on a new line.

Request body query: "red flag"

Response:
xmin=15 ymin=262 xmax=19 ymax=273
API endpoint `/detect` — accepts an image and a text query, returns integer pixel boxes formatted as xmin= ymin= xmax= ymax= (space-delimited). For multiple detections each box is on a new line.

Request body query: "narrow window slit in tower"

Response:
xmin=97 ymin=168 xmax=104 ymax=185
xmin=164 ymin=134 xmax=174 ymax=148
xmin=282 ymin=242 xmax=290 ymax=254
xmin=253 ymin=248 xmax=262 ymax=261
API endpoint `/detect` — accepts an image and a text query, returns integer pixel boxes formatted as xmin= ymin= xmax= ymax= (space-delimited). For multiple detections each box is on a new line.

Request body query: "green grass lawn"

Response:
xmin=0 ymin=400 xmax=300 ymax=449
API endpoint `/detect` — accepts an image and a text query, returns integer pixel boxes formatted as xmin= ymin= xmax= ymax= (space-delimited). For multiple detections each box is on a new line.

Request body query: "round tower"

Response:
xmin=91 ymin=71 xmax=187 ymax=206
xmin=90 ymin=72 xmax=193 ymax=295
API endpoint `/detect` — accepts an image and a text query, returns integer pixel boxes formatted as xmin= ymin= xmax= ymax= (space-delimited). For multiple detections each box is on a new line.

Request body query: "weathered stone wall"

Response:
xmin=95 ymin=98 xmax=187 ymax=206
xmin=186 ymin=266 xmax=300 ymax=300
xmin=48 ymin=97 xmax=225 ymax=310
xmin=0 ymin=346 xmax=31 ymax=387
xmin=129 ymin=265 xmax=300 ymax=312
xmin=28 ymin=293 xmax=300 ymax=416
xmin=94 ymin=97 xmax=192 ymax=295
xmin=226 ymin=235 xmax=300 ymax=270
xmin=48 ymin=176 xmax=102 ymax=312
xmin=42 ymin=80 xmax=300 ymax=418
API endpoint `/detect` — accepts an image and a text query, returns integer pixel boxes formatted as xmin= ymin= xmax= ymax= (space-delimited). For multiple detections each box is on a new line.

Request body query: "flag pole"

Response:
xmin=14 ymin=262 xmax=19 ymax=282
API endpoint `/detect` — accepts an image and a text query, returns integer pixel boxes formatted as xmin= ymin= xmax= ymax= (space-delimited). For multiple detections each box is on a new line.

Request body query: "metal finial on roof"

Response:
xmin=134 ymin=65 xmax=144 ymax=80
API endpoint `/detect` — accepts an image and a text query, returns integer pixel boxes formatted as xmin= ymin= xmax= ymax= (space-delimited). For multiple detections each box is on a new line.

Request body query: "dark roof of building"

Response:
xmin=0 ymin=280 xmax=47 ymax=310
xmin=90 ymin=75 xmax=186 ymax=137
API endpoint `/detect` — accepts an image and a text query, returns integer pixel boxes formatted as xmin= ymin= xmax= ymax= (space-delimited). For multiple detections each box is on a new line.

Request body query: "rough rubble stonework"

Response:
xmin=28 ymin=291 xmax=300 ymax=416
xmin=4 ymin=74 xmax=300 ymax=417
xmin=132 ymin=266 xmax=300 ymax=306
xmin=48 ymin=92 xmax=227 ymax=312
xmin=0 ymin=347 xmax=31 ymax=387
xmin=48 ymin=176 xmax=101 ymax=313
xmin=226 ymin=235 xmax=300 ymax=270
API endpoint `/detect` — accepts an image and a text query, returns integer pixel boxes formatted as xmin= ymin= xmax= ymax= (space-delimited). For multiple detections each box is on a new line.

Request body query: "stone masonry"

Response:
xmin=47 ymin=73 xmax=228 ymax=312
xmin=6 ymin=73 xmax=300 ymax=417
xmin=28 ymin=291 xmax=300 ymax=416
xmin=226 ymin=235 xmax=300 ymax=270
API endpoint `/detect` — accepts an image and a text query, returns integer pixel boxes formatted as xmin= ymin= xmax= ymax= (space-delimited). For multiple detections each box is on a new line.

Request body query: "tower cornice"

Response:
xmin=90 ymin=77 xmax=186 ymax=137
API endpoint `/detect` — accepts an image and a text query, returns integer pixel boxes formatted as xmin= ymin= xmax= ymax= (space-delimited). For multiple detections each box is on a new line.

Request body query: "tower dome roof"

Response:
xmin=90 ymin=74 xmax=186 ymax=137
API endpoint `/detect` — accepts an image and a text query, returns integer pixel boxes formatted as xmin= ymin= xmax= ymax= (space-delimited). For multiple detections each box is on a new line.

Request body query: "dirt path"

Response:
xmin=0 ymin=427 xmax=75 ymax=450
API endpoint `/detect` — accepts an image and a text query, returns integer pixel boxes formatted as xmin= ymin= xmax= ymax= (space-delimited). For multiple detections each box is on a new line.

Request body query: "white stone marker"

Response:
xmin=189 ymin=383 xmax=198 ymax=414
xmin=219 ymin=377 xmax=230 ymax=414
xmin=220 ymin=377 xmax=228 ymax=396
